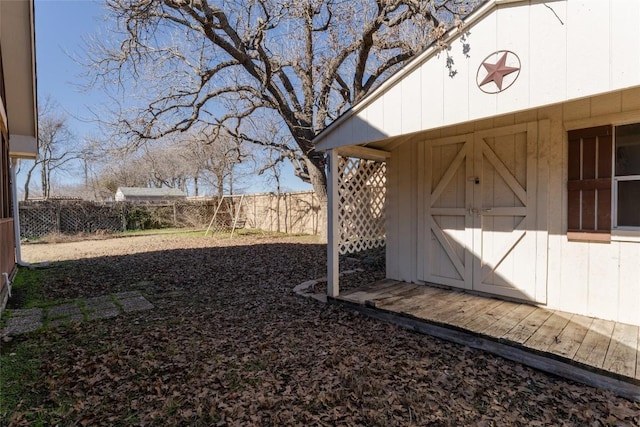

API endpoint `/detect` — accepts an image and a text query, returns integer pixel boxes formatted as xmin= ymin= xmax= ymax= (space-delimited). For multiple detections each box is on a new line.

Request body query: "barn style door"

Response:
xmin=421 ymin=122 xmax=546 ymax=303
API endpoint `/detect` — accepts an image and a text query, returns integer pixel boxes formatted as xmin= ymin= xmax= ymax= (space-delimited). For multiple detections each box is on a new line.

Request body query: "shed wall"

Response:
xmin=387 ymin=86 xmax=640 ymax=326
xmin=318 ymin=0 xmax=640 ymax=150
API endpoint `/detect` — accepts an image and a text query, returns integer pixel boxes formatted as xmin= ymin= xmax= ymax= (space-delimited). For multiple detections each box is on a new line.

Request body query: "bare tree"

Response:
xmin=23 ymin=97 xmax=77 ymax=199
xmin=88 ymin=0 xmax=476 ymax=235
xmin=178 ymin=127 xmax=247 ymax=197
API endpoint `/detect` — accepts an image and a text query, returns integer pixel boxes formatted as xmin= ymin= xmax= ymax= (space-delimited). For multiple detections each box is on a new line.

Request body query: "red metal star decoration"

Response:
xmin=479 ymin=52 xmax=520 ymax=90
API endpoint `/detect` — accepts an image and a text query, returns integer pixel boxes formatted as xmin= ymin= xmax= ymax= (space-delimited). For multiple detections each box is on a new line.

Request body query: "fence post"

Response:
xmin=173 ymin=202 xmax=177 ymax=227
xmin=55 ymin=204 xmax=61 ymax=234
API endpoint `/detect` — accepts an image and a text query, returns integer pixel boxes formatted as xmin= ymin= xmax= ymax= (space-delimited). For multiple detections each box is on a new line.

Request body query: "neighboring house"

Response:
xmin=0 ymin=0 xmax=38 ymax=311
xmin=316 ymin=0 xmax=640 ymax=327
xmin=115 ymin=187 xmax=187 ymax=202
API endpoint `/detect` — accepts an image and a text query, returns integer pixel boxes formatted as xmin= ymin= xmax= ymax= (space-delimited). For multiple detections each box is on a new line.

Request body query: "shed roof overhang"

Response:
xmin=1 ymin=0 xmax=38 ymax=159
xmin=313 ymin=0 xmax=640 ymax=155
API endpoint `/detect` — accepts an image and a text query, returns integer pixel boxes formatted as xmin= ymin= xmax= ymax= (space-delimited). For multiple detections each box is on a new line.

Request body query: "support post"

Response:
xmin=327 ymin=149 xmax=340 ymax=297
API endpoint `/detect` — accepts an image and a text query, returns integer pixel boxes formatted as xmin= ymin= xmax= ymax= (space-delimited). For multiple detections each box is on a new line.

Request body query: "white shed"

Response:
xmin=315 ymin=0 xmax=640 ymax=327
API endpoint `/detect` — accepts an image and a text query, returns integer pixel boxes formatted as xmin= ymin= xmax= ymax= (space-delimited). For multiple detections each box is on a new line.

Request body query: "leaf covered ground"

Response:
xmin=2 ymin=233 xmax=639 ymax=426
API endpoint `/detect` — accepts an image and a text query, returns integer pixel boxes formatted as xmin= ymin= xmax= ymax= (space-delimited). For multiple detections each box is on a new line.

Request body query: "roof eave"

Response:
xmin=4 ymin=0 xmax=38 ymax=159
xmin=313 ymin=0 xmax=529 ymax=151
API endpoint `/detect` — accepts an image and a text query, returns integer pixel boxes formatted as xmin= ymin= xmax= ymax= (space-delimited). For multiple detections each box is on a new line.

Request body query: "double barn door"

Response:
xmin=419 ymin=122 xmax=547 ymax=303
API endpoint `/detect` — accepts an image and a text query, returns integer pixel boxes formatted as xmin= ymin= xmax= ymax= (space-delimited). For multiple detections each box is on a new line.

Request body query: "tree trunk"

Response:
xmin=41 ymin=163 xmax=47 ymax=199
xmin=24 ymin=172 xmax=31 ymax=201
xmin=24 ymin=162 xmax=38 ymax=200
xmin=306 ymin=158 xmax=328 ymax=243
xmin=216 ymin=173 xmax=224 ymax=197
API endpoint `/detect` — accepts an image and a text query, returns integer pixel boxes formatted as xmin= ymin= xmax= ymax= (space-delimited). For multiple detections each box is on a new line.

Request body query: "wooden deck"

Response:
xmin=332 ymin=280 xmax=640 ymax=401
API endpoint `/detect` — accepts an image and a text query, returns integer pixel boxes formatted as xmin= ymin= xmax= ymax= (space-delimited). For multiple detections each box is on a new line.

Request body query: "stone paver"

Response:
xmin=11 ymin=307 xmax=43 ymax=318
xmin=117 ymin=295 xmax=154 ymax=312
xmin=47 ymin=302 xmax=82 ymax=318
xmin=3 ymin=315 xmax=43 ymax=335
xmin=1 ymin=291 xmax=154 ymax=337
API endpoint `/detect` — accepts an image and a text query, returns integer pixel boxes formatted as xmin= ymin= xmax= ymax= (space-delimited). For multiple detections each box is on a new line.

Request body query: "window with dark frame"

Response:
xmin=568 ymin=123 xmax=640 ymax=239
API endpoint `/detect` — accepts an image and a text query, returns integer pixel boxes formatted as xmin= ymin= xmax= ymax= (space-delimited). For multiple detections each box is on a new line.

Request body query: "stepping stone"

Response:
xmin=10 ymin=308 xmax=43 ymax=318
xmin=2 ymin=315 xmax=43 ymax=335
xmin=85 ymin=296 xmax=120 ymax=320
xmin=117 ymin=295 xmax=154 ymax=313
xmin=47 ymin=302 xmax=82 ymax=318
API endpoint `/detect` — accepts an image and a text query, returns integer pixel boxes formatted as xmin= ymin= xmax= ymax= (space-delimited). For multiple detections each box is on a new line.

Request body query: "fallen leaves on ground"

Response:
xmin=3 ymin=235 xmax=639 ymax=426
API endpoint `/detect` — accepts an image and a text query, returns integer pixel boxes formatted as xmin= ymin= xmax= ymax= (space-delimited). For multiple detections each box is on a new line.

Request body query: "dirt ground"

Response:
xmin=2 ymin=232 xmax=639 ymax=426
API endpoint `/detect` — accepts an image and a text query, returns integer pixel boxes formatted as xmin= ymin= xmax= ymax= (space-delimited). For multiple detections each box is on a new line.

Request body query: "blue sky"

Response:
xmin=35 ymin=0 xmax=104 ymax=138
xmin=28 ymin=0 xmax=310 ymax=196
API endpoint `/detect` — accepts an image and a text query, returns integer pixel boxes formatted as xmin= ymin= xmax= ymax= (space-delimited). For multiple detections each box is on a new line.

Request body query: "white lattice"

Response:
xmin=338 ymin=156 xmax=386 ymax=254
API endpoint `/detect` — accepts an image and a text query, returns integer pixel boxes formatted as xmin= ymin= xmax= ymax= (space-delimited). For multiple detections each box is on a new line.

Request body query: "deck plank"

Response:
xmin=524 ymin=312 xmax=572 ymax=352
xmin=464 ymin=300 xmax=521 ymax=333
xmin=602 ymin=323 xmax=639 ymax=378
xmin=340 ymin=279 xmax=400 ymax=298
xmin=339 ymin=281 xmax=410 ymax=304
xmin=481 ymin=304 xmax=537 ymax=338
xmin=440 ymin=295 xmax=505 ymax=328
xmin=378 ymin=287 xmax=449 ymax=313
xmin=366 ymin=283 xmax=420 ymax=306
xmin=573 ymin=318 xmax=615 ymax=368
xmin=501 ymin=308 xmax=555 ymax=344
xmin=407 ymin=291 xmax=474 ymax=322
xmin=373 ymin=286 xmax=428 ymax=308
xmin=546 ymin=314 xmax=594 ymax=359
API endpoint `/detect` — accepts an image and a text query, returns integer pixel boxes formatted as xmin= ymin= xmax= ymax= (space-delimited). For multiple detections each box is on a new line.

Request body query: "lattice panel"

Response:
xmin=20 ymin=205 xmax=57 ymax=238
xmin=60 ymin=204 xmax=123 ymax=234
xmin=338 ymin=156 xmax=386 ymax=254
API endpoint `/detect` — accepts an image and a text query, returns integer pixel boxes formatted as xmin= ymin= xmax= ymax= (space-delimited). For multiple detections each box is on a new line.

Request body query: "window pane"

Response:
xmin=617 ymin=180 xmax=640 ymax=227
xmin=615 ymin=123 xmax=640 ymax=176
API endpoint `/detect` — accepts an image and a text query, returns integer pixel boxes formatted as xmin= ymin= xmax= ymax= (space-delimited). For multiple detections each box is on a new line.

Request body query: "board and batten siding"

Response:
xmin=386 ymin=87 xmax=640 ymax=327
xmin=318 ymin=0 xmax=640 ymax=151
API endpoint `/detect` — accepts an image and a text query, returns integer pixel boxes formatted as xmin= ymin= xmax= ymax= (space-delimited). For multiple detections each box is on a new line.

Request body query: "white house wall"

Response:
xmin=386 ymin=87 xmax=640 ymax=327
xmin=317 ymin=0 xmax=640 ymax=151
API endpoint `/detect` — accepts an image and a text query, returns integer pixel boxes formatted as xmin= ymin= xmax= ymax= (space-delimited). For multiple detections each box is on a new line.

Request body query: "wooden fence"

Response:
xmin=244 ymin=191 xmax=320 ymax=235
xmin=18 ymin=191 xmax=321 ymax=238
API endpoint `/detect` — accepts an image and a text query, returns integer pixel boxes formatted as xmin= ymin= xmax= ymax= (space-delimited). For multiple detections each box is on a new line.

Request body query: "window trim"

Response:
xmin=612 ymin=123 xmax=640 ymax=231
xmin=613 ymin=175 xmax=640 ymax=230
